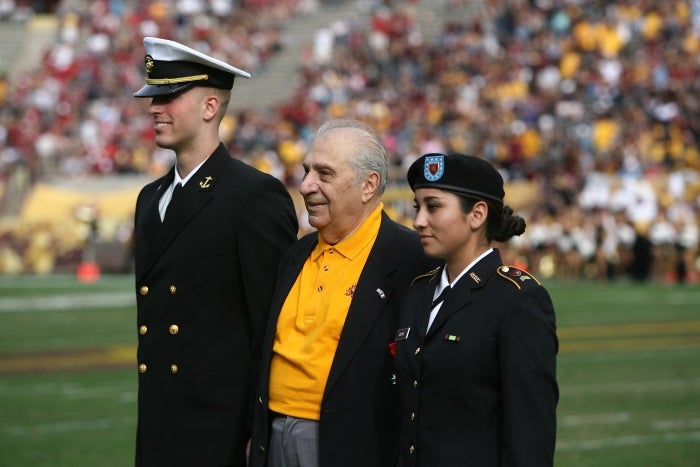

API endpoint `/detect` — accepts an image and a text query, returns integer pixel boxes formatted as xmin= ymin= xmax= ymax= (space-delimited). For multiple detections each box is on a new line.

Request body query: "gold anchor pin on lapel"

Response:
xmin=199 ymin=176 xmax=213 ymax=189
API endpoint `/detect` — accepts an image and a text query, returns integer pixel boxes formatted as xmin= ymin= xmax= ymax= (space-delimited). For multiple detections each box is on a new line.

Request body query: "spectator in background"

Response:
xmin=131 ymin=37 xmax=298 ymax=467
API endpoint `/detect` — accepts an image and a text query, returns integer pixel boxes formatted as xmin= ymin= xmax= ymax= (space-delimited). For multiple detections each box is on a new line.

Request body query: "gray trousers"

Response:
xmin=268 ymin=415 xmax=320 ymax=467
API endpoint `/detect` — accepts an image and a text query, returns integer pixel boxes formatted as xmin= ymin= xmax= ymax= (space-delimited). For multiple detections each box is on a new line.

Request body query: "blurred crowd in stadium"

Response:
xmin=0 ymin=0 xmax=698 ymax=283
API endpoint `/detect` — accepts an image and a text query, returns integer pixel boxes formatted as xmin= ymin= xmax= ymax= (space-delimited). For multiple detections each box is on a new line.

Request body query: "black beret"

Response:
xmin=133 ymin=37 xmax=251 ymax=98
xmin=407 ymin=153 xmax=505 ymax=205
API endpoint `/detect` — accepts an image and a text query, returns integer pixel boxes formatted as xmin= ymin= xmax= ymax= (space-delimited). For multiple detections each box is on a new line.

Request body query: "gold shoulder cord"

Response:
xmin=496 ymin=266 xmax=542 ymax=290
xmin=497 ymin=267 xmax=522 ymax=290
xmin=411 ymin=267 xmax=441 ymax=286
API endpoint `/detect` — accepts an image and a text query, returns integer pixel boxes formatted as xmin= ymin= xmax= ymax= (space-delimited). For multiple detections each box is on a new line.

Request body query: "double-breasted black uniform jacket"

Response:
xmin=250 ymin=213 xmax=438 ymax=467
xmin=395 ymin=249 xmax=558 ymax=467
xmin=133 ymin=143 xmax=298 ymax=467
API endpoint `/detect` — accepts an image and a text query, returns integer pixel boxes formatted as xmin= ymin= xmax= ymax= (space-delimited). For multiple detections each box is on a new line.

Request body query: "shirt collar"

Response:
xmin=312 ymin=202 xmax=384 ymax=261
xmin=174 ymin=157 xmax=209 ymax=188
xmin=437 ymin=247 xmax=493 ymax=294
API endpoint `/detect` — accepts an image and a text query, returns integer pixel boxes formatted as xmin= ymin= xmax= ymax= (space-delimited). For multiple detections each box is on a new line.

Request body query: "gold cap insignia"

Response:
xmin=145 ymin=55 xmax=154 ymax=74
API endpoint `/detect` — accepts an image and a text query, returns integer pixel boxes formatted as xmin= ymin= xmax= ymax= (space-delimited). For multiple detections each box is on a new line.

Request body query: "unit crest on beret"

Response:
xmin=411 ymin=267 xmax=441 ymax=286
xmin=407 ymin=153 xmax=505 ymax=206
xmin=496 ymin=266 xmax=541 ymax=290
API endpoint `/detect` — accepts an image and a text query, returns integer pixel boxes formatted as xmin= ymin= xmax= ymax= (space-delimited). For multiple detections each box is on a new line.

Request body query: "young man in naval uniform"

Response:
xmin=132 ymin=37 xmax=298 ymax=467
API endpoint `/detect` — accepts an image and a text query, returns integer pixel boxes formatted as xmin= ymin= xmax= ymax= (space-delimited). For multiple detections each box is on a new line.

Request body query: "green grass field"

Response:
xmin=1 ymin=275 xmax=699 ymax=466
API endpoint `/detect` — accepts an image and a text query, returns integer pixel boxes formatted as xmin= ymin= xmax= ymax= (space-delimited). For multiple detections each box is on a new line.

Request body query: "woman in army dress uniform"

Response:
xmin=394 ymin=153 xmax=558 ymax=467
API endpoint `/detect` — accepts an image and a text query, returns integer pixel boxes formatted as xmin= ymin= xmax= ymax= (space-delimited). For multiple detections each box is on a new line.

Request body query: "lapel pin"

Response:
xmin=376 ymin=288 xmax=386 ymax=300
xmin=395 ymin=328 xmax=410 ymax=340
xmin=344 ymin=284 xmax=356 ymax=297
xmin=199 ymin=176 xmax=213 ymax=189
xmin=444 ymin=334 xmax=461 ymax=342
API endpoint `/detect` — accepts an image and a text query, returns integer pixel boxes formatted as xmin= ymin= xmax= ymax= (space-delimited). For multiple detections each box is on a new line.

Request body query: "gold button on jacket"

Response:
xmin=169 ymin=324 xmax=179 ymax=335
xmin=139 ymin=285 xmax=149 ymax=295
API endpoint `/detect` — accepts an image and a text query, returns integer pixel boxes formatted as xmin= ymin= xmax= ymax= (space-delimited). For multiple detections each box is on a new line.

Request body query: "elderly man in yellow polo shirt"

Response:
xmin=249 ymin=119 xmax=438 ymax=467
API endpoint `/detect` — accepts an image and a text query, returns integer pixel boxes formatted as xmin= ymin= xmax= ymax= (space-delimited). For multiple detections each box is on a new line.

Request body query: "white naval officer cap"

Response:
xmin=133 ymin=37 xmax=251 ymax=98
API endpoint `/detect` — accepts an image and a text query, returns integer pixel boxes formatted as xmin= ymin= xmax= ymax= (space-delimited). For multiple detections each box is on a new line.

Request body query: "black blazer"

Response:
xmin=395 ymin=249 xmax=558 ymax=467
xmin=250 ymin=213 xmax=438 ymax=467
xmin=133 ymin=144 xmax=298 ymax=467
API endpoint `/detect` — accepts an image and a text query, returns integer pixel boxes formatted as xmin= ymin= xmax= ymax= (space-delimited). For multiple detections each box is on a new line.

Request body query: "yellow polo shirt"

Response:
xmin=268 ymin=203 xmax=383 ymax=420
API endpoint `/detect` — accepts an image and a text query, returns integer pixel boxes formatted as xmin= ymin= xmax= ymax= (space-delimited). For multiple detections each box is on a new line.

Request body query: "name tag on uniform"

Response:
xmin=394 ymin=328 xmax=410 ymax=341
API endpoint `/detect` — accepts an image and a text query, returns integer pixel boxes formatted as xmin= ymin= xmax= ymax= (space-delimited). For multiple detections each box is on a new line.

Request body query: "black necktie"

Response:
xmin=164 ymin=183 xmax=182 ymax=221
xmin=431 ymin=286 xmax=451 ymax=309
xmin=425 ymin=286 xmax=451 ymax=333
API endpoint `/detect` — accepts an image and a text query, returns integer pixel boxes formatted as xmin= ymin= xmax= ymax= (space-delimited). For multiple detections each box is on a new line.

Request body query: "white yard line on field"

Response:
xmin=667 ymin=292 xmax=700 ymax=305
xmin=653 ymin=419 xmax=700 ymax=431
xmin=0 ymin=293 xmax=134 ymax=312
xmin=557 ymin=431 xmax=700 ymax=451
xmin=560 ymin=412 xmax=631 ymax=426
xmin=562 ymin=377 xmax=700 ymax=396
xmin=2 ymin=418 xmax=132 ymax=436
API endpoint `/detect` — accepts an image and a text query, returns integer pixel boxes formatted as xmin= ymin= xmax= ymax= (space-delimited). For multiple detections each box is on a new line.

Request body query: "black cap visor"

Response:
xmin=133 ymin=82 xmax=194 ymax=98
